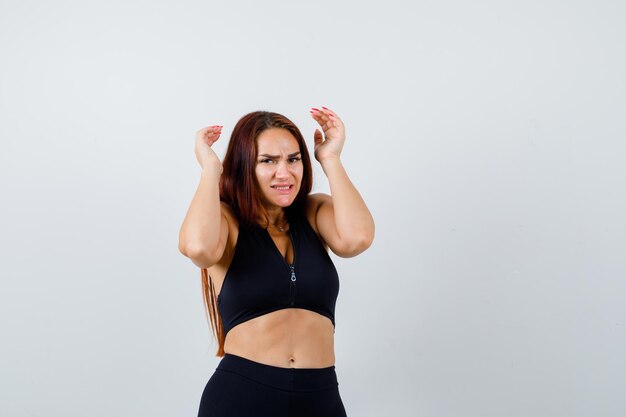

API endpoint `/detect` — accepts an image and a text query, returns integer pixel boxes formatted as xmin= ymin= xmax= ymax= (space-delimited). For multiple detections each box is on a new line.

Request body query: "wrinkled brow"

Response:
xmin=258 ymin=152 xmax=301 ymax=159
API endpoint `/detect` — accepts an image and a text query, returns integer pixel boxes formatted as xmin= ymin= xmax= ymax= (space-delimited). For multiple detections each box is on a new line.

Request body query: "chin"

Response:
xmin=276 ymin=197 xmax=296 ymax=207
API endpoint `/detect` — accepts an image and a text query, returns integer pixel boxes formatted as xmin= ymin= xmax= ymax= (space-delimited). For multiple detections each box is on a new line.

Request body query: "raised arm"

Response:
xmin=309 ymin=107 xmax=375 ymax=258
xmin=178 ymin=125 xmax=229 ymax=268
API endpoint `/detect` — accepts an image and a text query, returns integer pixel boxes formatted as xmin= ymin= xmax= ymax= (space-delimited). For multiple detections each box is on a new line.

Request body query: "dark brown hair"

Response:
xmin=201 ymin=111 xmax=313 ymax=356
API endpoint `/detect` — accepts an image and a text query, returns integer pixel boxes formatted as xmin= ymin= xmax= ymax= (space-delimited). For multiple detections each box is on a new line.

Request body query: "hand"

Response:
xmin=194 ymin=125 xmax=223 ymax=173
xmin=310 ymin=107 xmax=346 ymax=163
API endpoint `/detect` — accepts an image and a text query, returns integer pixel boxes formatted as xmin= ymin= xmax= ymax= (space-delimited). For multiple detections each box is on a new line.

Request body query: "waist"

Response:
xmin=223 ymin=308 xmax=336 ymax=368
xmin=216 ymin=353 xmax=338 ymax=392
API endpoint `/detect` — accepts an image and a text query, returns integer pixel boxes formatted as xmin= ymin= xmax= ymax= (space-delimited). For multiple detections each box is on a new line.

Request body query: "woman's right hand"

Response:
xmin=194 ymin=125 xmax=223 ymax=173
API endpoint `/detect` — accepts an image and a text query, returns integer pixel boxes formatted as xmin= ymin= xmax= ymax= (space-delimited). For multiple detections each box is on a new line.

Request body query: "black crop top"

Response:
xmin=217 ymin=213 xmax=339 ymax=337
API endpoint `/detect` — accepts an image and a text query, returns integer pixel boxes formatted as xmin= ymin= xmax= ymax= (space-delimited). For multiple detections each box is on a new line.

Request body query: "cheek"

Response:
xmin=255 ymin=166 xmax=270 ymax=182
xmin=294 ymin=165 xmax=304 ymax=182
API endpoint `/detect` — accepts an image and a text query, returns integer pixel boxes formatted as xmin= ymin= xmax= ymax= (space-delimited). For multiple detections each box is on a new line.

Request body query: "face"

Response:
xmin=255 ymin=128 xmax=303 ymax=211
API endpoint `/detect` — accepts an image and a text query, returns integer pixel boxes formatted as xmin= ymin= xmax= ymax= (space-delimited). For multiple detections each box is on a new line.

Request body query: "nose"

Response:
xmin=275 ymin=160 xmax=290 ymax=179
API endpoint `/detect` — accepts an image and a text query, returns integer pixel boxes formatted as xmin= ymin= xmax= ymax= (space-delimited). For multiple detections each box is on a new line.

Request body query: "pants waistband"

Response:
xmin=216 ymin=353 xmax=339 ymax=392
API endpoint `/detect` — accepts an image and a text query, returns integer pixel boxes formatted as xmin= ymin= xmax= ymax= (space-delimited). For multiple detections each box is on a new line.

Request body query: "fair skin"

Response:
xmin=179 ymin=107 xmax=374 ymax=368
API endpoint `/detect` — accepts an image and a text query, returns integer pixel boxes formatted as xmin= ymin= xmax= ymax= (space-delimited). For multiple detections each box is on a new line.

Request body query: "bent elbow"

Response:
xmin=335 ymin=231 xmax=375 ymax=258
xmin=353 ymin=232 xmax=375 ymax=255
xmin=361 ymin=231 xmax=375 ymax=251
xmin=180 ymin=241 xmax=223 ymax=268
xmin=178 ymin=241 xmax=190 ymax=257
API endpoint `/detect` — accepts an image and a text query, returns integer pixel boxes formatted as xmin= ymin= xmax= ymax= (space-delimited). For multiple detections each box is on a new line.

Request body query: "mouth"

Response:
xmin=271 ymin=184 xmax=294 ymax=193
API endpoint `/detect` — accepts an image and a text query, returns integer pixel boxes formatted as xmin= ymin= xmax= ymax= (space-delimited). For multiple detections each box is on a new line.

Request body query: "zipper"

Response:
xmin=289 ymin=264 xmax=297 ymax=306
xmin=261 ymin=223 xmax=298 ymax=306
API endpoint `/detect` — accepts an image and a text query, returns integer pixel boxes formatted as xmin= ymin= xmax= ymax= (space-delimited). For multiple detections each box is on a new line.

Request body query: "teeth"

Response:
xmin=274 ymin=186 xmax=290 ymax=190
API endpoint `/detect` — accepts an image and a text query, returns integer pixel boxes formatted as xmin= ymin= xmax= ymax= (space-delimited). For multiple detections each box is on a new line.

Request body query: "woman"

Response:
xmin=179 ymin=107 xmax=374 ymax=417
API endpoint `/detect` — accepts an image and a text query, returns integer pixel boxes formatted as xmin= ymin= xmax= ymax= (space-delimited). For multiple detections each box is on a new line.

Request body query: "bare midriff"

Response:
xmin=223 ymin=308 xmax=336 ymax=369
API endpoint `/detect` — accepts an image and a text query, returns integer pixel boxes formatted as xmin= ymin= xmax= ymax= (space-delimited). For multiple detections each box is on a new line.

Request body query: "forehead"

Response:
xmin=256 ymin=128 xmax=299 ymax=154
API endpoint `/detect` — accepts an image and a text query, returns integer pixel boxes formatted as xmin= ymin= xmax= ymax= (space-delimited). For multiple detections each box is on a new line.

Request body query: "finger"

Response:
xmin=316 ymin=108 xmax=340 ymax=129
xmin=314 ymin=116 xmax=335 ymax=133
xmin=315 ymin=117 xmax=333 ymax=133
xmin=310 ymin=108 xmax=325 ymax=120
xmin=321 ymin=106 xmax=337 ymax=118
xmin=206 ymin=125 xmax=223 ymax=136
xmin=204 ymin=131 xmax=221 ymax=141
xmin=197 ymin=125 xmax=222 ymax=137
xmin=321 ymin=106 xmax=341 ymax=122
xmin=196 ymin=127 xmax=210 ymax=137
xmin=310 ymin=108 xmax=331 ymax=127
xmin=204 ymin=126 xmax=223 ymax=145
xmin=311 ymin=108 xmax=344 ymax=138
xmin=313 ymin=128 xmax=323 ymax=147
xmin=310 ymin=107 xmax=328 ymax=118
xmin=320 ymin=106 xmax=343 ymax=123
xmin=205 ymin=135 xmax=219 ymax=147
xmin=322 ymin=109 xmax=344 ymax=129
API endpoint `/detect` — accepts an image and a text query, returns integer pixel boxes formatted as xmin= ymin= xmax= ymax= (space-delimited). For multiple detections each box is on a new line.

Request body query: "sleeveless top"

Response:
xmin=217 ymin=213 xmax=339 ymax=337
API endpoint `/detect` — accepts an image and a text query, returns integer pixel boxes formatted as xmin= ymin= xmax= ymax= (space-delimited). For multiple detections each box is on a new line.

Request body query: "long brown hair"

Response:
xmin=201 ymin=111 xmax=313 ymax=356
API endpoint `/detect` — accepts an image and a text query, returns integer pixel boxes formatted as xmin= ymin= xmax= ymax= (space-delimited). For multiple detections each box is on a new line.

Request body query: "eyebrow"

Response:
xmin=258 ymin=152 xmax=301 ymax=159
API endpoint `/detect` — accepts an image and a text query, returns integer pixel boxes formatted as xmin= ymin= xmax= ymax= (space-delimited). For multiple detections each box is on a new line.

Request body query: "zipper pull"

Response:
xmin=289 ymin=265 xmax=296 ymax=282
xmin=289 ymin=265 xmax=296 ymax=306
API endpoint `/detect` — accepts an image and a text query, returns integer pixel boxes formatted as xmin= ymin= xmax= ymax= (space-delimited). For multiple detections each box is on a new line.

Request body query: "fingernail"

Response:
xmin=322 ymin=106 xmax=329 ymax=110
xmin=311 ymin=107 xmax=320 ymax=111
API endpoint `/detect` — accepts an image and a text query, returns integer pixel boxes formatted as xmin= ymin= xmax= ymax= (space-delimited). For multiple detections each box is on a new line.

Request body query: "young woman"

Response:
xmin=179 ymin=107 xmax=374 ymax=417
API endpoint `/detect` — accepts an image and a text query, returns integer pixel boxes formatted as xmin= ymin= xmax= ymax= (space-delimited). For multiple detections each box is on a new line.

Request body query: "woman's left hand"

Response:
xmin=310 ymin=106 xmax=345 ymax=163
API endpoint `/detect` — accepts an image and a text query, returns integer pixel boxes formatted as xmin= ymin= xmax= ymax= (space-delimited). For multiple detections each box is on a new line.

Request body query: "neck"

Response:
xmin=259 ymin=206 xmax=287 ymax=226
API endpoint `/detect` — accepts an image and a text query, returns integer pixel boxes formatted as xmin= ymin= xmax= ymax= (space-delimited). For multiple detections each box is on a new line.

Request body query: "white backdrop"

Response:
xmin=1 ymin=1 xmax=625 ymax=416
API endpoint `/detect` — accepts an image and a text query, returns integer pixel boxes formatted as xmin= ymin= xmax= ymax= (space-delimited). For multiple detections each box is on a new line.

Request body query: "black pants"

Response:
xmin=198 ymin=353 xmax=348 ymax=417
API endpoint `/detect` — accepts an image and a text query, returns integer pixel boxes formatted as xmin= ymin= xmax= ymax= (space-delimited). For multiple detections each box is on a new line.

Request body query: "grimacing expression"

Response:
xmin=255 ymin=128 xmax=303 ymax=210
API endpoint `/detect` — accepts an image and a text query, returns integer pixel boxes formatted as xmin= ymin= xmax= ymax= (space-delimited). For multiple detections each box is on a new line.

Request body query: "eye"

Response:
xmin=288 ymin=157 xmax=301 ymax=163
xmin=260 ymin=158 xmax=275 ymax=164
